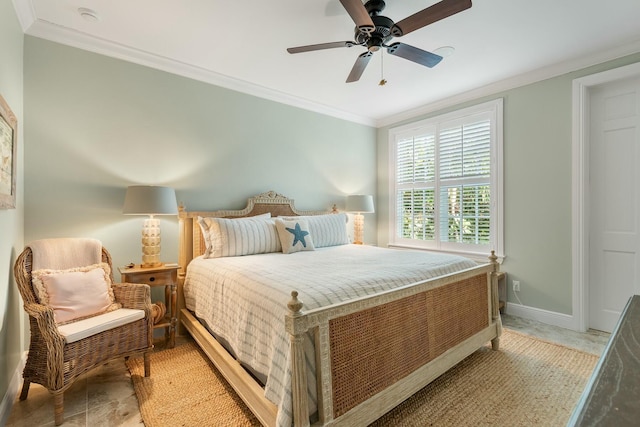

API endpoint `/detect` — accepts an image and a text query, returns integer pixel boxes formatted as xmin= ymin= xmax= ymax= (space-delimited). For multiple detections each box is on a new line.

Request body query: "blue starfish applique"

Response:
xmin=286 ymin=222 xmax=309 ymax=248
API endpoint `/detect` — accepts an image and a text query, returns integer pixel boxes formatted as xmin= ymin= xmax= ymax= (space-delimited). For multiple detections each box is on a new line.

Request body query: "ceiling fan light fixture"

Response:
xmin=78 ymin=7 xmax=100 ymax=22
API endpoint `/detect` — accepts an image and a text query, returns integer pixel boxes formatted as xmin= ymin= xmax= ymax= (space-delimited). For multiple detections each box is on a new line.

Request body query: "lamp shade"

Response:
xmin=123 ymin=185 xmax=178 ymax=215
xmin=346 ymin=194 xmax=374 ymax=213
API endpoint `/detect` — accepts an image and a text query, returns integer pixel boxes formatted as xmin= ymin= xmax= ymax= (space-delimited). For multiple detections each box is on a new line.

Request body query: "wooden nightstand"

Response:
xmin=119 ymin=264 xmax=179 ymax=348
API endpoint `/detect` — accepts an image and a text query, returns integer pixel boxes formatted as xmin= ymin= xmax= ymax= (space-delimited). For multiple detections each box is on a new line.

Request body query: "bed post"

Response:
xmin=286 ymin=291 xmax=310 ymax=427
xmin=489 ymin=250 xmax=503 ymax=350
xmin=177 ymin=204 xmax=192 ymax=335
xmin=177 ymin=204 xmax=192 ymax=279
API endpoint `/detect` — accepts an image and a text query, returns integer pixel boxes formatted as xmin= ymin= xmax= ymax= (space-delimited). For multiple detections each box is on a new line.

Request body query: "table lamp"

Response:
xmin=123 ymin=185 xmax=178 ymax=267
xmin=346 ymin=194 xmax=375 ymax=245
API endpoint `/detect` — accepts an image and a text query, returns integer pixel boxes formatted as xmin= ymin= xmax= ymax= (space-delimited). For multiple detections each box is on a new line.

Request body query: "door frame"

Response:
xmin=572 ymin=61 xmax=640 ymax=332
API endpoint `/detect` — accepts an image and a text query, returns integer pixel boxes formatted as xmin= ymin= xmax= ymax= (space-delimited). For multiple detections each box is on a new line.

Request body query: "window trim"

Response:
xmin=388 ymin=98 xmax=504 ymax=261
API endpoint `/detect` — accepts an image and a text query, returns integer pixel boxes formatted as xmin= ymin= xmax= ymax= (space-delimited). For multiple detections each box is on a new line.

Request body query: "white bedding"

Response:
xmin=183 ymin=244 xmax=476 ymax=426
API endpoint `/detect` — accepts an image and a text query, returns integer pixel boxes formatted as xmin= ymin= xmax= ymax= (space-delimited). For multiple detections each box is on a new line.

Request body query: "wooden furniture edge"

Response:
xmin=181 ymin=308 xmax=277 ymax=426
xmin=120 ymin=265 xmax=179 ymax=348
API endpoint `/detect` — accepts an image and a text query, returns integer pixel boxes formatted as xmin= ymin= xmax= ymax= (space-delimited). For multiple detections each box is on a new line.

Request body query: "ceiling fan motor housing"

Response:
xmin=355 ymin=14 xmax=395 ymax=51
xmin=365 ymin=0 xmax=386 ymax=15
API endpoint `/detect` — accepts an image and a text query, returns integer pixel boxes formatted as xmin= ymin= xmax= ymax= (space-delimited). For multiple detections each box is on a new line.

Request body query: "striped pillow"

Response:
xmin=198 ymin=213 xmax=270 ymax=255
xmin=201 ymin=215 xmax=281 ymax=258
xmin=281 ymin=213 xmax=349 ymax=248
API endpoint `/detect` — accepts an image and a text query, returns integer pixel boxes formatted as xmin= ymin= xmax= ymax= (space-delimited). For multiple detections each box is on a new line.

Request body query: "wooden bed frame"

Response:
xmin=176 ymin=191 xmax=502 ymax=427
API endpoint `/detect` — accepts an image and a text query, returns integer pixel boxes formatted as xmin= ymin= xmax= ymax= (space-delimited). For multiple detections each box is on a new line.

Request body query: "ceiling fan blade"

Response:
xmin=339 ymin=0 xmax=375 ymax=35
xmin=386 ymin=42 xmax=443 ymax=68
xmin=346 ymin=52 xmax=373 ymax=83
xmin=392 ymin=0 xmax=472 ymax=37
xmin=287 ymin=41 xmax=356 ymax=54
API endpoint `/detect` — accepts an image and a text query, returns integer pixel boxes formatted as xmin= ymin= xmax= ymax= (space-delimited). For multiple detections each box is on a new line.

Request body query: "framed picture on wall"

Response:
xmin=0 ymin=94 xmax=17 ymax=209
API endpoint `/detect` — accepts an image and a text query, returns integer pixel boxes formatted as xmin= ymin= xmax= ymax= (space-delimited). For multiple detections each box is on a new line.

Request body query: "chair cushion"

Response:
xmin=57 ymin=308 xmax=145 ymax=343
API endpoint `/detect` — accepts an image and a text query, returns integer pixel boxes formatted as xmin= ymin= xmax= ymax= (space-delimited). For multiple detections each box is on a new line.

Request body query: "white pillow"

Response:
xmin=31 ymin=263 xmax=120 ymax=324
xmin=202 ymin=215 xmax=281 ymax=258
xmin=281 ymin=213 xmax=348 ymax=248
xmin=275 ymin=218 xmax=315 ymax=254
xmin=198 ymin=213 xmax=272 ymax=257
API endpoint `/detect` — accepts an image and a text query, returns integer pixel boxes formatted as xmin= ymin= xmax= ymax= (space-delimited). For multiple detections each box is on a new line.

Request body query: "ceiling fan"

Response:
xmin=287 ymin=0 xmax=472 ymax=83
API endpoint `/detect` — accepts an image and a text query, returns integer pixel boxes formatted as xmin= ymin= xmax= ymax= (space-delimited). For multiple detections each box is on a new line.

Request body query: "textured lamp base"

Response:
xmin=353 ymin=213 xmax=364 ymax=245
xmin=141 ymin=217 xmax=163 ymax=268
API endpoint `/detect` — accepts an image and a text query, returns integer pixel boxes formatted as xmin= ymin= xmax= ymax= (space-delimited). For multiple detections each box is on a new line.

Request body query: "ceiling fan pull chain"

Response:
xmin=379 ymin=49 xmax=387 ymax=86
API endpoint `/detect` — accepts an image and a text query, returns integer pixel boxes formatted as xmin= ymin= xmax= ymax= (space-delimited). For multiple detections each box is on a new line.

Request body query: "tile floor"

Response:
xmin=4 ymin=338 xmax=185 ymax=427
xmin=5 ymin=315 xmax=611 ymax=427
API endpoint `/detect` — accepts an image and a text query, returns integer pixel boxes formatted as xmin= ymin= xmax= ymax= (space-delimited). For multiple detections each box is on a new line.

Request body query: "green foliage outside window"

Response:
xmin=399 ymin=185 xmax=490 ymax=244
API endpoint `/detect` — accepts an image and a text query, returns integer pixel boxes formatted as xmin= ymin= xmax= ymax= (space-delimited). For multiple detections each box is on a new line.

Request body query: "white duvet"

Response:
xmin=183 ymin=244 xmax=476 ymax=426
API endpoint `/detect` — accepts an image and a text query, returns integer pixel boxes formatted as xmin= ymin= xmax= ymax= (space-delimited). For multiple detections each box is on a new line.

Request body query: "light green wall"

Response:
xmin=378 ymin=52 xmax=640 ymax=315
xmin=0 ymin=0 xmax=25 ymax=417
xmin=23 ymin=36 xmax=377 ymax=272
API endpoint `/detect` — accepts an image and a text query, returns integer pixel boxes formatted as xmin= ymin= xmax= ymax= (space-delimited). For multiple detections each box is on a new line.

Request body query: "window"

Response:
xmin=389 ymin=99 xmax=503 ymax=259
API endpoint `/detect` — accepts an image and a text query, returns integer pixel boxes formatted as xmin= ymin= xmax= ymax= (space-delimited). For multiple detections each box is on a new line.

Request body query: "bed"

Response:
xmin=177 ymin=191 xmax=502 ymax=427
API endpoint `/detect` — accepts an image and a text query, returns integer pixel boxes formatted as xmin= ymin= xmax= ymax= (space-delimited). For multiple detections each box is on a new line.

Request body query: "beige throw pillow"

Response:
xmin=32 ymin=263 xmax=120 ymax=324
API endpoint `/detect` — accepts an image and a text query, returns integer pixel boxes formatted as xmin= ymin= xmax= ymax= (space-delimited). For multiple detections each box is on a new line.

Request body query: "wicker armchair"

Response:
xmin=14 ymin=244 xmax=153 ymax=426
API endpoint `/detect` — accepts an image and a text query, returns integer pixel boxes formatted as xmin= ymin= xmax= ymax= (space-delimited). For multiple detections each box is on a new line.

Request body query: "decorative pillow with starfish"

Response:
xmin=275 ymin=218 xmax=315 ymax=254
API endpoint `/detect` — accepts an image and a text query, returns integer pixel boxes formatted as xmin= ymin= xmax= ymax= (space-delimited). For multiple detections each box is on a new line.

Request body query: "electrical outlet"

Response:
xmin=513 ymin=280 xmax=521 ymax=292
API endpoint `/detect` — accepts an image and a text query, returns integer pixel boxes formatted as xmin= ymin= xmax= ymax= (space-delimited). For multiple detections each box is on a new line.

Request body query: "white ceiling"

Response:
xmin=12 ymin=0 xmax=640 ymax=127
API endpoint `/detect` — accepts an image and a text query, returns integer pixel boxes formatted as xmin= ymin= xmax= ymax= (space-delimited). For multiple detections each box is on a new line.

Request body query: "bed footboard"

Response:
xmin=287 ymin=262 xmax=501 ymax=427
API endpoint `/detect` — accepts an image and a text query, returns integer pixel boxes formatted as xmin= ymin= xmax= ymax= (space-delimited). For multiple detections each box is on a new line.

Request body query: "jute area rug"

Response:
xmin=126 ymin=329 xmax=598 ymax=426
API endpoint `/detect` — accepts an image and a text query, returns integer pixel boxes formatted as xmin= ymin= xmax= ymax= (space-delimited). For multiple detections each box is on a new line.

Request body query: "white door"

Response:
xmin=589 ymin=76 xmax=640 ymax=332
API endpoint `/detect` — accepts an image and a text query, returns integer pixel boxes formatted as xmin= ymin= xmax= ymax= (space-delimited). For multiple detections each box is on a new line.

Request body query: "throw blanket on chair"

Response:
xmin=29 ymin=238 xmax=103 ymax=270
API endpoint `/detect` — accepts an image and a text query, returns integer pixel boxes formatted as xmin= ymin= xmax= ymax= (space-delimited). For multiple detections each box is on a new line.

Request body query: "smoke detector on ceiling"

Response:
xmin=78 ymin=7 xmax=100 ymax=22
xmin=434 ymin=46 xmax=455 ymax=57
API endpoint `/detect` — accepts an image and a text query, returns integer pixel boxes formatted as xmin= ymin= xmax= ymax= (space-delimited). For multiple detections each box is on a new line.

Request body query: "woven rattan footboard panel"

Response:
xmin=328 ymin=273 xmax=488 ymax=418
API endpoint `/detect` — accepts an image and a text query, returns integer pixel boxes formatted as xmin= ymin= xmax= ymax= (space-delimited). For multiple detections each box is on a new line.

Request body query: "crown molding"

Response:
xmin=21 ymin=17 xmax=377 ymax=127
xmin=377 ymin=38 xmax=640 ymax=128
xmin=11 ymin=0 xmax=36 ymax=31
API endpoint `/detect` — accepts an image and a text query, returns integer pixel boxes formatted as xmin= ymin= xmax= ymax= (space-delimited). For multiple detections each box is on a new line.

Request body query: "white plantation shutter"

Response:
xmin=395 ymin=130 xmax=436 ymax=241
xmin=414 ymin=134 xmax=435 ymax=182
xmin=389 ymin=99 xmax=503 ymax=257
xmin=396 ymin=133 xmax=435 ymax=184
xmin=396 ymin=137 xmax=414 ymax=185
xmin=440 ymin=119 xmax=491 ymax=180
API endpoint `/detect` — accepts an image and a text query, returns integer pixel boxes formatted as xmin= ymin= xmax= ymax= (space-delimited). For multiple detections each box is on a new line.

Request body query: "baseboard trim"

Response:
xmin=0 ymin=352 xmax=26 ymax=426
xmin=506 ymin=302 xmax=577 ymax=331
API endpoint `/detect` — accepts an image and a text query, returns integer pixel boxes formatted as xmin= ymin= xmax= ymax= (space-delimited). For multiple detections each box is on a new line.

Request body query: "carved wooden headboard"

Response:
xmin=177 ymin=190 xmax=330 ymax=278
